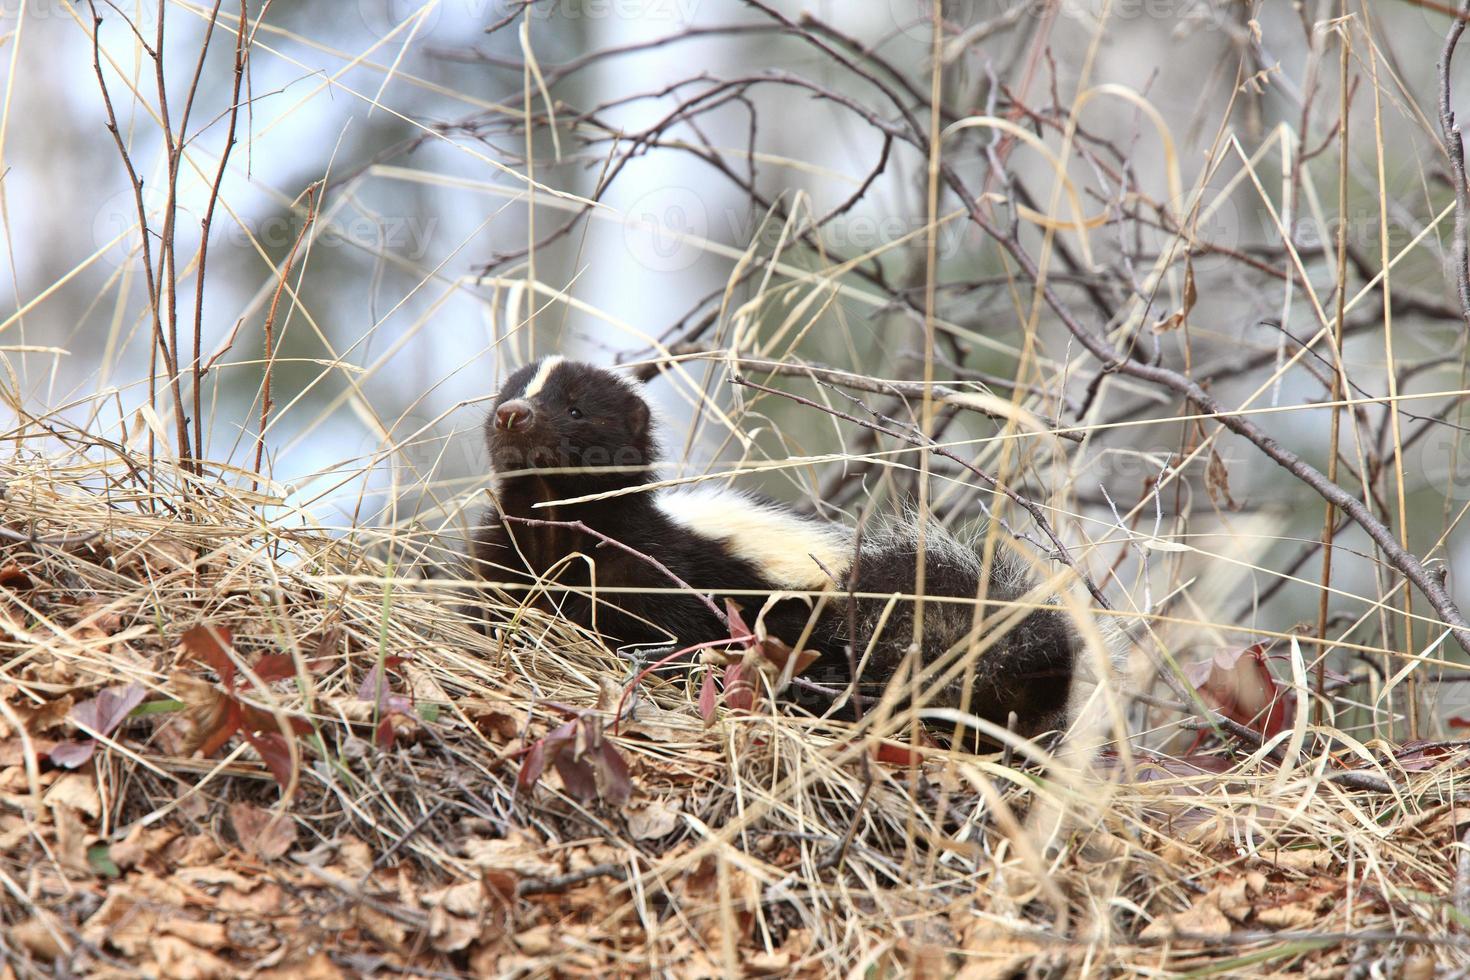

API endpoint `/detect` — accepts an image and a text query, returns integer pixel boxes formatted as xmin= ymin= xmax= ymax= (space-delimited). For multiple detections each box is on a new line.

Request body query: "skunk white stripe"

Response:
xmin=523 ymin=356 xmax=566 ymax=398
xmin=656 ymin=485 xmax=854 ymax=590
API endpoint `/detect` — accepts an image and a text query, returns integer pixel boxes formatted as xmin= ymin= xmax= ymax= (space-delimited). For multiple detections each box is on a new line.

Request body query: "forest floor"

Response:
xmin=1 ymin=453 xmax=1466 ymax=979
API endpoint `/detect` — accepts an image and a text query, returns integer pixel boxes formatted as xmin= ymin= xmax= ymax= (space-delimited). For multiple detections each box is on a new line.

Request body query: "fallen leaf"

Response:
xmin=9 ymin=914 xmax=67 ymax=960
xmin=43 ymin=772 xmax=101 ymax=818
xmin=627 ymin=799 xmax=681 ymax=841
xmin=1184 ymin=642 xmax=1294 ymax=738
xmin=228 ymin=802 xmax=296 ymax=861
xmin=1140 ymin=898 xmax=1231 ymax=941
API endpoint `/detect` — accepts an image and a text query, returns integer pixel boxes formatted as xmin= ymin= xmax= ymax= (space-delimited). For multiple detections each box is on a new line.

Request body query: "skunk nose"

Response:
xmin=495 ymin=399 xmax=533 ymax=431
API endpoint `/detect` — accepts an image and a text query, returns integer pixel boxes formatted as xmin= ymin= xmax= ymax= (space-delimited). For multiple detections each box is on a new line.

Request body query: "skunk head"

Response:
xmin=485 ymin=357 xmax=656 ymax=487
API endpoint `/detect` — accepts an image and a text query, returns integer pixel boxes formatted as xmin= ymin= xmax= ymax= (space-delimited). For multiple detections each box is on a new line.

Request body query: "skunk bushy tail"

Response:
xmin=835 ymin=518 xmax=1080 ymax=739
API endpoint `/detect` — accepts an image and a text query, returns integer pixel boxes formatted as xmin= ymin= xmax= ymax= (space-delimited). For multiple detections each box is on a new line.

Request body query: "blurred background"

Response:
xmin=3 ymin=0 xmax=1470 ymax=729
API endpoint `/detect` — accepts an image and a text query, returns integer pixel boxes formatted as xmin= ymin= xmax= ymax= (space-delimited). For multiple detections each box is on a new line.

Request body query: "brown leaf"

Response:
xmin=627 ymin=799 xmax=680 ymax=840
xmin=257 ymin=952 xmax=344 ymax=980
xmin=464 ymin=832 xmax=559 ymax=878
xmin=228 ymin=802 xmax=296 ymax=861
xmin=1139 ymin=897 xmax=1231 ymax=941
xmin=158 ymin=918 xmax=227 ymax=950
xmin=151 ymin=934 xmax=233 ymax=980
xmin=473 ymin=709 xmax=519 ymax=743
xmin=10 ymin=914 xmax=67 ymax=961
xmin=180 ymin=626 xmax=236 ymax=688
xmin=43 ymin=773 xmax=101 ymax=818
xmin=109 ymin=824 xmax=177 ymax=871
xmin=1204 ymin=448 xmax=1241 ymax=511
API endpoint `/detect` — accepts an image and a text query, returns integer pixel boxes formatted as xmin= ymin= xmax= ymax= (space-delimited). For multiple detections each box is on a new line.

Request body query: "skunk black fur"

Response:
xmin=470 ymin=357 xmax=1080 ymax=738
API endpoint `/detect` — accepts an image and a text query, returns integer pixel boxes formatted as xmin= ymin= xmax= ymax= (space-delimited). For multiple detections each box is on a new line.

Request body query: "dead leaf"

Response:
xmin=228 ymin=802 xmax=296 ymax=861
xmin=158 ymin=918 xmax=227 ymax=949
xmin=355 ymin=906 xmax=407 ymax=951
xmin=514 ymin=923 xmax=554 ymax=955
xmin=257 ymin=953 xmax=344 ymax=980
xmin=1205 ymin=448 xmax=1241 ymax=511
xmin=110 ymin=824 xmax=178 ymax=871
xmin=44 ymin=773 xmax=101 ymax=818
xmin=151 ymin=934 xmax=233 ymax=980
xmin=464 ymin=833 xmax=559 ymax=879
xmin=1140 ymin=897 xmax=1232 ymax=941
xmin=627 ymin=799 xmax=681 ymax=840
xmin=9 ymin=914 xmax=67 ymax=960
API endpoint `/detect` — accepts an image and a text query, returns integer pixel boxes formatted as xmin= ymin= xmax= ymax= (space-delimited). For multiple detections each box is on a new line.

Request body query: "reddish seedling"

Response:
xmin=516 ymin=704 xmax=631 ymax=806
xmin=180 ymin=625 xmax=313 ymax=795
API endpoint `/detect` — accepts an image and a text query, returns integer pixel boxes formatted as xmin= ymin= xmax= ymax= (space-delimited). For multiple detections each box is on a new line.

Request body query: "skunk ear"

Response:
xmin=628 ymin=394 xmax=651 ymax=441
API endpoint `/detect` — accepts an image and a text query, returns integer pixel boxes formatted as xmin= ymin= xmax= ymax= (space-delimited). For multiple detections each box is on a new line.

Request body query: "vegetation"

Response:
xmin=3 ymin=0 xmax=1470 ymax=975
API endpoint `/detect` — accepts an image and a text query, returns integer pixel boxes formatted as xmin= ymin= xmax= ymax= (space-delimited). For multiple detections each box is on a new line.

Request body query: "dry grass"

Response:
xmin=1 ymin=399 xmax=1467 ymax=977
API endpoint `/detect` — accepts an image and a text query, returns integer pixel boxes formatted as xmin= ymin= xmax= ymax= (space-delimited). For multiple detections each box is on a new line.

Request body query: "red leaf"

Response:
xmin=553 ymin=753 xmax=599 ymax=801
xmin=723 ymin=598 xmax=751 ymax=641
xmin=0 ymin=562 xmax=35 ymax=589
xmin=47 ymin=740 xmax=96 ymax=768
xmin=1186 ymin=642 xmax=1295 ymax=738
xmin=243 ymin=729 xmax=297 ymax=794
xmin=252 ymin=654 xmax=298 ymax=685
xmin=517 ymin=716 xmax=632 ymax=805
xmin=357 ymin=661 xmax=411 ymax=709
xmin=697 ymin=673 xmax=717 ymax=726
xmin=239 ymin=703 xmax=313 ymax=738
xmin=196 ymin=698 xmax=244 ymax=758
xmin=873 ymin=740 xmax=925 ymax=766
xmin=181 ymin=625 xmax=236 ymax=689
xmin=723 ymin=661 xmax=757 ymax=713
xmin=595 ymin=738 xmax=632 ymax=805
xmin=375 ymin=716 xmax=397 ymax=751
xmin=871 ymin=729 xmax=940 ymax=766
xmin=71 ymin=683 xmax=148 ymax=738
xmin=757 ymin=635 xmax=819 ymax=678
xmin=518 ymin=737 xmax=548 ymax=792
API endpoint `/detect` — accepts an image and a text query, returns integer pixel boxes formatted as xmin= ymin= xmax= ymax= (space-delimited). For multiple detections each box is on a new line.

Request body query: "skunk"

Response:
xmin=470 ymin=357 xmax=1081 ymax=739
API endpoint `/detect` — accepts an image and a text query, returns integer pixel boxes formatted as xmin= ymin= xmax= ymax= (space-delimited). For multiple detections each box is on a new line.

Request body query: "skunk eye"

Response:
xmin=568 ymin=405 xmax=584 ymax=419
